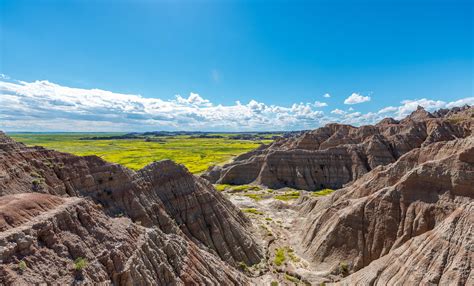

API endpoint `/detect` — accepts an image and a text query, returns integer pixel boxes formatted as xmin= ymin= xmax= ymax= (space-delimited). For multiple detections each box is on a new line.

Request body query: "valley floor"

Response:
xmin=216 ymin=185 xmax=339 ymax=285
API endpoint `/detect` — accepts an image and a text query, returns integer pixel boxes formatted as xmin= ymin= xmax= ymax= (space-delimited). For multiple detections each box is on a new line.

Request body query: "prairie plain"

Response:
xmin=10 ymin=132 xmax=275 ymax=173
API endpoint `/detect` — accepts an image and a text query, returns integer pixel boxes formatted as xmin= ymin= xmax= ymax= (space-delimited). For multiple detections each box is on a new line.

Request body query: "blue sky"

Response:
xmin=0 ymin=0 xmax=472 ymax=131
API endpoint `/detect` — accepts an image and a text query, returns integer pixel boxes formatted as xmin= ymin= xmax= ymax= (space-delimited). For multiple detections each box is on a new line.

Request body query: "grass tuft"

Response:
xmin=73 ymin=257 xmax=88 ymax=271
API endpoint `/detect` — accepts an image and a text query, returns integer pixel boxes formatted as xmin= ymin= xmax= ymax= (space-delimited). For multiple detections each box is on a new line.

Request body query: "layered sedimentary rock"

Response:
xmin=0 ymin=193 xmax=247 ymax=285
xmin=0 ymin=133 xmax=262 ymax=284
xmin=340 ymin=202 xmax=474 ymax=285
xmin=203 ymin=106 xmax=473 ymax=190
xmin=297 ymin=135 xmax=474 ymax=284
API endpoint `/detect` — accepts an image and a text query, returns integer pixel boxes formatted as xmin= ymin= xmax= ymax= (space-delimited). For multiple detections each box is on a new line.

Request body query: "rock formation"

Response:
xmin=297 ymin=135 xmax=474 ymax=284
xmin=0 ymin=132 xmax=263 ymax=284
xmin=203 ymin=105 xmax=473 ymax=190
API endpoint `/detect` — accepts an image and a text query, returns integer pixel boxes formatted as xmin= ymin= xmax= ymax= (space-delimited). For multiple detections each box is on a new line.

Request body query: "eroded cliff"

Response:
xmin=0 ymin=133 xmax=263 ymax=285
xmin=204 ymin=106 xmax=473 ymax=190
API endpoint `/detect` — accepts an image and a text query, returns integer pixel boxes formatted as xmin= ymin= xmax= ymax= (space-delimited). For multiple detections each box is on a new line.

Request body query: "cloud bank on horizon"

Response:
xmin=0 ymin=77 xmax=472 ymax=132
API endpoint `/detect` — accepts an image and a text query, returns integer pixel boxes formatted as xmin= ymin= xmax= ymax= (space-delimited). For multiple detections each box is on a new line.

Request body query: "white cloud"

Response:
xmin=175 ymin=92 xmax=212 ymax=107
xmin=323 ymin=93 xmax=331 ymax=98
xmin=378 ymin=106 xmax=397 ymax=114
xmin=331 ymin=109 xmax=346 ymax=115
xmin=344 ymin=93 xmax=371 ymax=105
xmin=313 ymin=101 xmax=328 ymax=107
xmin=0 ymin=78 xmax=327 ymax=131
xmin=446 ymin=97 xmax=474 ymax=108
xmin=395 ymin=98 xmax=446 ymax=119
xmin=0 ymin=77 xmax=471 ymax=132
xmin=348 ymin=107 xmax=354 ymax=111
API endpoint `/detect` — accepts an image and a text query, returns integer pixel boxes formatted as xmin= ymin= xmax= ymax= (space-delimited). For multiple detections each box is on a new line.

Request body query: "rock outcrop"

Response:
xmin=0 ymin=193 xmax=247 ymax=285
xmin=203 ymin=106 xmax=473 ymax=190
xmin=0 ymin=132 xmax=263 ymax=284
xmin=296 ymin=135 xmax=474 ymax=284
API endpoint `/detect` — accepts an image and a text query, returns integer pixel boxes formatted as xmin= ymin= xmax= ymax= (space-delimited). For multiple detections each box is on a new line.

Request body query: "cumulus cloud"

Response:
xmin=394 ymin=98 xmax=446 ymax=119
xmin=446 ymin=97 xmax=474 ymax=108
xmin=344 ymin=93 xmax=371 ymax=105
xmin=0 ymin=78 xmax=329 ymax=131
xmin=323 ymin=93 xmax=331 ymax=98
xmin=175 ymin=92 xmax=212 ymax=107
xmin=375 ymin=97 xmax=473 ymax=120
xmin=0 ymin=77 xmax=471 ymax=131
xmin=313 ymin=101 xmax=328 ymax=107
xmin=378 ymin=106 xmax=397 ymax=114
xmin=331 ymin=109 xmax=346 ymax=115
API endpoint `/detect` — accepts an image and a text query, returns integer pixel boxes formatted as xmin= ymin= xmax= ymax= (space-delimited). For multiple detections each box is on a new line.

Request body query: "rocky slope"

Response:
xmin=296 ymin=135 xmax=473 ymax=284
xmin=0 ymin=132 xmax=263 ymax=284
xmin=204 ymin=106 xmax=473 ymax=190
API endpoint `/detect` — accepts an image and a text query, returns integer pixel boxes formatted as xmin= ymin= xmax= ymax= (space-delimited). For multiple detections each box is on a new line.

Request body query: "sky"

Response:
xmin=0 ymin=0 xmax=472 ymax=132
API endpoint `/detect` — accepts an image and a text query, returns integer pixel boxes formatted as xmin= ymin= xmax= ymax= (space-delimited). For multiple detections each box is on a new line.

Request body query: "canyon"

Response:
xmin=1 ymin=106 xmax=473 ymax=285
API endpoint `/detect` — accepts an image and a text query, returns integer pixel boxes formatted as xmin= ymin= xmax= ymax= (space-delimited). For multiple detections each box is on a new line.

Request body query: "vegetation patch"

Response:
xmin=339 ymin=261 xmax=349 ymax=276
xmin=243 ymin=193 xmax=266 ymax=201
xmin=18 ymin=260 xmax=27 ymax=272
xmin=11 ymin=133 xmax=272 ymax=173
xmin=238 ymin=261 xmax=249 ymax=272
xmin=214 ymin=184 xmax=231 ymax=192
xmin=241 ymin=208 xmax=264 ymax=215
xmin=274 ymin=191 xmax=300 ymax=201
xmin=274 ymin=248 xmax=286 ymax=266
xmin=73 ymin=257 xmax=88 ymax=271
xmin=284 ymin=274 xmax=300 ymax=283
xmin=310 ymin=188 xmax=335 ymax=197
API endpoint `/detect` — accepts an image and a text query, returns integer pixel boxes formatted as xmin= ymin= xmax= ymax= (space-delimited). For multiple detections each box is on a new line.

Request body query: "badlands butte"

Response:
xmin=0 ymin=105 xmax=473 ymax=285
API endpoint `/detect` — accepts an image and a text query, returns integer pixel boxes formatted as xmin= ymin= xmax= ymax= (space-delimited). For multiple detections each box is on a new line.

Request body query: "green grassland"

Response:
xmin=10 ymin=133 xmax=273 ymax=173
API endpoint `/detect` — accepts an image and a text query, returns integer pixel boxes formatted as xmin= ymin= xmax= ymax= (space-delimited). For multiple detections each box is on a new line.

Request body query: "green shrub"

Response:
xmin=74 ymin=257 xmax=88 ymax=271
xmin=18 ymin=260 xmax=27 ymax=272
xmin=339 ymin=261 xmax=349 ymax=276
xmin=270 ymin=281 xmax=279 ymax=286
xmin=274 ymin=248 xmax=286 ymax=266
